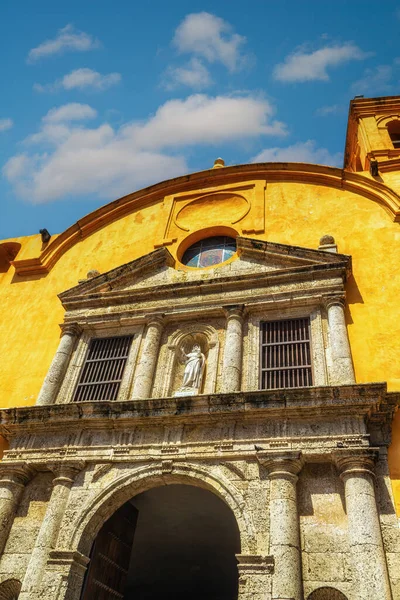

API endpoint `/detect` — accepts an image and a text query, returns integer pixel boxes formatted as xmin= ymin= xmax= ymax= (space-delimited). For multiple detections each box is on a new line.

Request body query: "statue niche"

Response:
xmin=173 ymin=334 xmax=208 ymax=397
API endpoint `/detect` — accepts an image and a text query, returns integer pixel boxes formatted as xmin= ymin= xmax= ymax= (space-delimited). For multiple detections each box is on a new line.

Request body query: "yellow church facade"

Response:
xmin=0 ymin=95 xmax=399 ymax=600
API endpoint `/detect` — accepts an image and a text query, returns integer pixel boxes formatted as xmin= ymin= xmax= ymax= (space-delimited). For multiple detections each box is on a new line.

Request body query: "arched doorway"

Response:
xmin=307 ymin=587 xmax=348 ymax=600
xmin=80 ymin=484 xmax=241 ymax=600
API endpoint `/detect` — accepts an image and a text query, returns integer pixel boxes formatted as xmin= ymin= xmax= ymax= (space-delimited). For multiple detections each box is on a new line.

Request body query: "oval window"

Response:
xmin=181 ymin=236 xmax=236 ymax=268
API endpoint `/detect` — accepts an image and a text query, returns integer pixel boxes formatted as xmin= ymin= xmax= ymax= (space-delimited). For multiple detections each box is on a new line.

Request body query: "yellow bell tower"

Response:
xmin=344 ymin=95 xmax=400 ymax=182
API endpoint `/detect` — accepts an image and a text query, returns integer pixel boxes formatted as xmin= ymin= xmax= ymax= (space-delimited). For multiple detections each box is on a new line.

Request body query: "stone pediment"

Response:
xmin=59 ymin=237 xmax=351 ymax=310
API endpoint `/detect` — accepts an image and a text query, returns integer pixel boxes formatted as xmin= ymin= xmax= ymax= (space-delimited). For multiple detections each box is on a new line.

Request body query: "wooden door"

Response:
xmin=80 ymin=503 xmax=138 ymax=600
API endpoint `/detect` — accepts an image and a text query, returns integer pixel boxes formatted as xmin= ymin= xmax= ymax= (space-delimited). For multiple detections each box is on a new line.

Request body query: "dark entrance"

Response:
xmin=81 ymin=484 xmax=240 ymax=600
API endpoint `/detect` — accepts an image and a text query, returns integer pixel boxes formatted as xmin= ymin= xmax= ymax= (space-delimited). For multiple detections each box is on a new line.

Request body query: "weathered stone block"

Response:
xmin=302 ymin=552 xmax=345 ymax=582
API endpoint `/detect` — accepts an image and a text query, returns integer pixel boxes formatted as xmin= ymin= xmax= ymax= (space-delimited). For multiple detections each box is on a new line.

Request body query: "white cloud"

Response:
xmin=43 ymin=103 xmax=97 ymax=123
xmin=27 ymin=24 xmax=100 ymax=63
xmin=0 ymin=118 xmax=13 ymax=132
xmin=3 ymin=95 xmax=286 ymax=204
xmin=163 ymin=58 xmax=212 ymax=90
xmin=173 ymin=12 xmax=247 ymax=71
xmin=315 ymin=104 xmax=341 ymax=116
xmin=252 ymin=140 xmax=342 ymax=167
xmin=123 ymin=95 xmax=286 ymax=149
xmin=34 ymin=68 xmax=121 ymax=93
xmin=274 ymin=43 xmax=368 ymax=82
xmin=351 ymin=65 xmax=393 ymax=94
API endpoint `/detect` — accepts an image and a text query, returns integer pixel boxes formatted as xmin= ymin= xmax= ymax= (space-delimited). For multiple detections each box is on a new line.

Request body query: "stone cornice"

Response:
xmin=8 ymin=162 xmax=400 ymax=276
xmin=58 ymin=238 xmax=350 ymax=313
xmin=237 ymin=237 xmax=352 ymax=268
xmin=0 ymin=383 xmax=389 ymax=437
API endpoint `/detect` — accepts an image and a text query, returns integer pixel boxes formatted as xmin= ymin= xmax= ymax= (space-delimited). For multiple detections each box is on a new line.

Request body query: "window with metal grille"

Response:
xmin=260 ymin=318 xmax=313 ymax=390
xmin=73 ymin=336 xmax=133 ymax=402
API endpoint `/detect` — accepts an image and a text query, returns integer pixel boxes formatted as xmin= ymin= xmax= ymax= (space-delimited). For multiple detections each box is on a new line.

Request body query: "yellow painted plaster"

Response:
xmin=0 ymin=170 xmax=399 ymax=511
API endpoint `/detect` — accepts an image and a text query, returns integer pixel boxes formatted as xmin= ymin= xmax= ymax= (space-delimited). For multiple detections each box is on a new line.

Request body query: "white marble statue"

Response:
xmin=176 ymin=344 xmax=205 ymax=395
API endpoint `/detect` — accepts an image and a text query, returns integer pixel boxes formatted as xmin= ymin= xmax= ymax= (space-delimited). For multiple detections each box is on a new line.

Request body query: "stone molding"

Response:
xmin=47 ymin=550 xmax=90 ymax=573
xmin=0 ymin=384 xmax=387 ymax=437
xmin=236 ymin=554 xmax=274 ymax=573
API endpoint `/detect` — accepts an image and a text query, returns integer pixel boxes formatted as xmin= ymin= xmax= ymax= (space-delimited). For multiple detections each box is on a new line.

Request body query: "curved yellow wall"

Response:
xmin=0 ymin=172 xmax=399 ymax=511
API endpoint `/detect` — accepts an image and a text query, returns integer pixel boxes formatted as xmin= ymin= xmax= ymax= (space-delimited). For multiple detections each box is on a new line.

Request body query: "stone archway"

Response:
xmin=0 ymin=579 xmax=21 ymax=600
xmin=80 ymin=484 xmax=241 ymax=600
xmin=68 ymin=463 xmax=254 ymax=558
xmin=57 ymin=463 xmax=255 ymax=600
xmin=307 ymin=587 xmax=348 ymax=600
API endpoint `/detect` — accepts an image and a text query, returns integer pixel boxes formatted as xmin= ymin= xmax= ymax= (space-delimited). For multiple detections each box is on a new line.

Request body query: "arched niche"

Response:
xmin=170 ymin=332 xmax=208 ymax=395
xmin=307 ymin=587 xmax=348 ymax=600
xmin=0 ymin=579 xmax=21 ymax=600
xmin=160 ymin=324 xmax=220 ymax=397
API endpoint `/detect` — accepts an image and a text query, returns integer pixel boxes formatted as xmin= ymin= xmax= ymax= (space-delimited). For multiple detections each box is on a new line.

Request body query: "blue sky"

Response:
xmin=1 ymin=0 xmax=399 ymax=239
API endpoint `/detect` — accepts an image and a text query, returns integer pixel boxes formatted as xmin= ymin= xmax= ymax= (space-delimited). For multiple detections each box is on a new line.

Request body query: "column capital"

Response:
xmin=0 ymin=462 xmax=35 ymax=487
xmin=333 ymin=448 xmax=378 ymax=479
xmin=47 ymin=461 xmax=86 ymax=486
xmin=146 ymin=313 xmax=165 ymax=329
xmin=257 ymin=450 xmax=304 ymax=477
xmin=223 ymin=304 xmax=245 ymax=321
xmin=322 ymin=294 xmax=346 ymax=310
xmin=60 ymin=322 xmax=82 ymax=337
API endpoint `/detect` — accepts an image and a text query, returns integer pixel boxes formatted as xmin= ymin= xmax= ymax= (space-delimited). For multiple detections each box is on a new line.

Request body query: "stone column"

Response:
xmin=259 ymin=452 xmax=304 ymax=600
xmin=20 ymin=462 xmax=84 ymax=599
xmin=131 ymin=315 xmax=164 ymax=399
xmin=221 ymin=305 xmax=244 ymax=393
xmin=335 ymin=450 xmax=392 ymax=600
xmin=0 ymin=463 xmax=33 ymax=556
xmin=324 ymin=296 xmax=355 ymax=385
xmin=36 ymin=323 xmax=82 ymax=406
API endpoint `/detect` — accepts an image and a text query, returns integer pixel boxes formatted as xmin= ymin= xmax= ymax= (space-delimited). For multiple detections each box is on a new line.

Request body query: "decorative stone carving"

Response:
xmin=318 ymin=235 xmax=338 ymax=253
xmin=174 ymin=342 xmax=205 ymax=396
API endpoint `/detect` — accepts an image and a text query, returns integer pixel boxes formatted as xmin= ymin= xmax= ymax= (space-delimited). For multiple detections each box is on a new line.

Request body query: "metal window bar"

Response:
xmin=73 ymin=336 xmax=133 ymax=402
xmin=260 ymin=318 xmax=313 ymax=390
